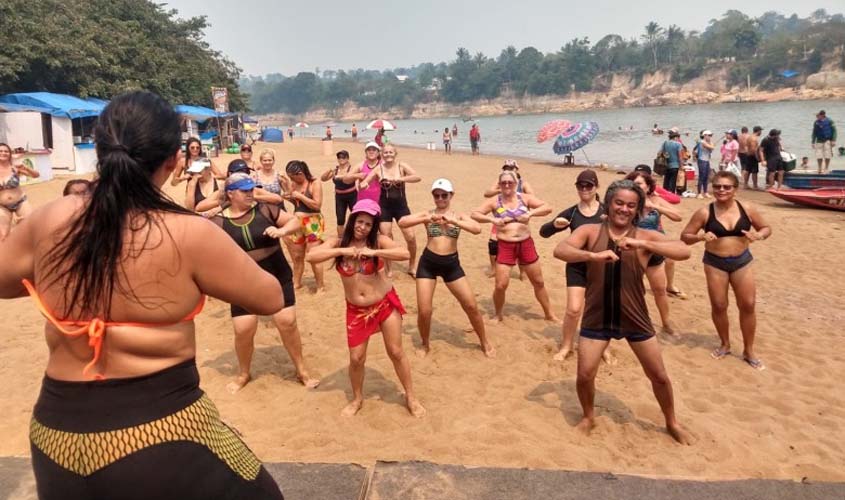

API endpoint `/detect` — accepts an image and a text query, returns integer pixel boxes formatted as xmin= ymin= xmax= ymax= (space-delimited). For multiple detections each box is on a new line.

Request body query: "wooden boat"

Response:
xmin=767 ymin=187 xmax=845 ymax=211
xmin=781 ymin=170 xmax=845 ymax=189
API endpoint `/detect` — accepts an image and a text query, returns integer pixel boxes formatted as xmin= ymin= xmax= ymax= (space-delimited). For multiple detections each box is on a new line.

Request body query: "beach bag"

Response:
xmin=680 ymin=145 xmax=691 ymax=163
xmin=726 ymin=161 xmax=741 ymax=178
xmin=653 ymin=151 xmax=669 ymax=175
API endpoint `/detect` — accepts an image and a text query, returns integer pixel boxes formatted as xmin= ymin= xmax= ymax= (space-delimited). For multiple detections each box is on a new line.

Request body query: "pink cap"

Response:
xmin=351 ymin=198 xmax=381 ymax=217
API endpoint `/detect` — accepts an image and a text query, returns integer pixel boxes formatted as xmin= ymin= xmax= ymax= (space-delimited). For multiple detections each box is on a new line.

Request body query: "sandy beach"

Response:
xmin=1 ymin=138 xmax=843 ymax=483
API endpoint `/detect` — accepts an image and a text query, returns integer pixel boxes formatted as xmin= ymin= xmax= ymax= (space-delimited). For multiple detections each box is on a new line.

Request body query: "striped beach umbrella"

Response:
xmin=553 ymin=121 xmax=600 ymax=155
xmin=366 ymin=119 xmax=396 ymax=130
xmin=536 ymin=119 xmax=572 ymax=143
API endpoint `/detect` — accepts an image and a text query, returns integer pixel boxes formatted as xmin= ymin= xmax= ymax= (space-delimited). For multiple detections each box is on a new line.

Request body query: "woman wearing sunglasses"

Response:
xmin=472 ymin=171 xmax=558 ymax=324
xmin=170 ymin=137 xmax=223 ymax=185
xmin=681 ymin=171 xmax=771 ymax=370
xmin=398 ymin=178 xmax=494 ymax=358
xmin=539 ymin=170 xmax=613 ymax=363
xmin=212 ymin=173 xmax=320 ymax=392
xmin=625 ymin=170 xmax=682 ymax=336
xmin=239 ymin=144 xmax=259 ymax=170
xmin=321 ymin=150 xmax=357 ymax=236
xmin=483 ymin=160 xmax=534 ymax=277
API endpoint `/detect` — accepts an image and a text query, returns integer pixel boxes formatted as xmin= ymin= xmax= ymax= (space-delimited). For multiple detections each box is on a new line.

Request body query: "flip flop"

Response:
xmin=667 ymin=288 xmax=688 ymax=300
xmin=710 ymin=347 xmax=731 ymax=359
xmin=743 ymin=357 xmax=766 ymax=371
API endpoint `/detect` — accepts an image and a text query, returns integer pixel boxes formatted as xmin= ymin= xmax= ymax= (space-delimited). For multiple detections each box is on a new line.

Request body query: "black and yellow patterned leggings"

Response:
xmin=30 ymin=359 xmax=283 ymax=500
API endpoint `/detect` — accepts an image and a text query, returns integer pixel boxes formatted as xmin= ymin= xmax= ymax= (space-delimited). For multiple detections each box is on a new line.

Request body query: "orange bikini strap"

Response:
xmin=21 ymin=279 xmax=106 ymax=379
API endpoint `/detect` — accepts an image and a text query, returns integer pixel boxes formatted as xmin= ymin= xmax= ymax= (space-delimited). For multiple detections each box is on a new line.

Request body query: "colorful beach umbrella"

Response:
xmin=553 ymin=121 xmax=600 ymax=155
xmin=366 ymin=119 xmax=396 ymax=131
xmin=294 ymin=122 xmax=309 ymax=128
xmin=536 ymin=119 xmax=572 ymax=143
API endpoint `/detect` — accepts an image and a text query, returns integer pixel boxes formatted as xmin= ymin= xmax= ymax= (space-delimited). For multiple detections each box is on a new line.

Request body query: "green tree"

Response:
xmin=641 ymin=21 xmax=664 ymax=68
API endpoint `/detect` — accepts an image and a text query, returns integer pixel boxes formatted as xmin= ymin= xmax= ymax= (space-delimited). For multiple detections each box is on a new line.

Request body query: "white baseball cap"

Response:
xmin=431 ymin=178 xmax=454 ymax=193
xmin=364 ymin=141 xmax=381 ymax=151
xmin=702 ymin=130 xmax=713 ymax=136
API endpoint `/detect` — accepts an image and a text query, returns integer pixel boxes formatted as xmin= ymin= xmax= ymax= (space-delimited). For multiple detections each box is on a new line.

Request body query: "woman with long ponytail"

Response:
xmin=0 ymin=91 xmax=285 ymax=499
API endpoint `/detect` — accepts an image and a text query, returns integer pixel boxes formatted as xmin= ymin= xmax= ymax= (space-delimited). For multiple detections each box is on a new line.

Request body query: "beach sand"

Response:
xmin=1 ymin=138 xmax=843 ymax=482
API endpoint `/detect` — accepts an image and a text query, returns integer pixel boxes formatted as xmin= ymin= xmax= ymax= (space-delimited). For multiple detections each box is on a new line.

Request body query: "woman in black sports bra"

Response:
xmin=682 ymin=171 xmax=772 ymax=371
xmin=321 ymin=150 xmax=358 ymax=236
xmin=398 ymin=178 xmax=494 ymax=358
xmin=213 ymin=173 xmax=320 ymax=392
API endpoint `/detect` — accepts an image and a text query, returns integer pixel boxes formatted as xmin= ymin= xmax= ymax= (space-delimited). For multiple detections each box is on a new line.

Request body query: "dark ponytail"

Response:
xmin=43 ymin=91 xmax=193 ymax=319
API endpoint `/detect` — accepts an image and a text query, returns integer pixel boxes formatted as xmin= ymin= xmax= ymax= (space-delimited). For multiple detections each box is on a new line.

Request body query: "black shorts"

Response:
xmin=580 ymin=328 xmax=654 ymax=343
xmin=335 ymin=191 xmax=357 ymax=226
xmin=738 ymin=153 xmax=749 ymax=170
xmin=745 ymin=155 xmax=759 ymax=174
xmin=766 ymin=157 xmax=785 ymax=172
xmin=648 ymin=253 xmax=665 ymax=267
xmin=379 ymin=194 xmax=411 ymax=222
xmin=565 ymin=262 xmax=587 ymax=288
xmin=232 ymin=249 xmax=295 ymax=316
xmin=415 ymin=248 xmax=466 ymax=283
xmin=488 ymin=239 xmax=498 ymax=256
xmin=31 ymin=360 xmax=283 ymax=500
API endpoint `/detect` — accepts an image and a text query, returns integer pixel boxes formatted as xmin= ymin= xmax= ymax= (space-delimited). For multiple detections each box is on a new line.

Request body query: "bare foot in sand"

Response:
xmin=485 ymin=268 xmax=495 ymax=278
xmin=482 ymin=342 xmax=496 ymax=358
xmin=415 ymin=344 xmax=430 ymax=358
xmin=227 ymin=373 xmax=251 ymax=394
xmin=667 ymin=423 xmax=693 ymax=445
xmin=294 ymin=283 xmax=304 ymax=290
xmin=575 ymin=417 xmax=595 ymax=436
xmin=341 ymin=399 xmax=363 ymax=417
xmin=602 ymin=350 xmax=617 ymax=365
xmin=406 ymin=397 xmax=426 ymax=418
xmin=297 ymin=372 xmax=320 ymax=389
xmin=553 ymin=346 xmax=573 ymax=361
xmin=661 ymin=323 xmax=679 ymax=337
xmin=463 ymin=324 xmax=475 ymax=333
xmin=545 ymin=314 xmax=562 ymax=323
xmin=490 ymin=315 xmax=505 ymax=325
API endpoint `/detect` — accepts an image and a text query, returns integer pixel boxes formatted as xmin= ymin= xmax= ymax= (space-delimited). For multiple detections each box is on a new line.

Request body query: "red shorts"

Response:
xmin=345 ymin=288 xmax=406 ymax=347
xmin=496 ymin=237 xmax=539 ymax=266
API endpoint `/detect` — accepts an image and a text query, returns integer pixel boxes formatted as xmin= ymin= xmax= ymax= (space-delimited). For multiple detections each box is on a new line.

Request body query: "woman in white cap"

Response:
xmin=472 ymin=171 xmax=558 ymax=324
xmin=306 ymin=199 xmax=425 ymax=417
xmin=398 ymin=178 xmax=495 ymax=358
xmin=183 ymin=157 xmax=218 ymax=212
xmin=212 ymin=173 xmax=320 ymax=392
xmin=359 ymin=143 xmax=421 ymax=276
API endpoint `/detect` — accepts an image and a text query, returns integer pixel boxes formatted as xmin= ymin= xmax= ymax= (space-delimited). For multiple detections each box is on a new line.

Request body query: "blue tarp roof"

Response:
xmin=0 ymin=102 xmax=53 ymax=113
xmin=0 ymin=92 xmax=105 ymax=118
xmin=175 ymin=104 xmax=235 ymax=121
xmin=780 ymin=70 xmax=799 ymax=78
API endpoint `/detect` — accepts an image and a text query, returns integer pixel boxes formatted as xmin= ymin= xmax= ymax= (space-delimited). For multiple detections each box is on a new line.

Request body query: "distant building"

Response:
xmin=396 ymin=75 xmax=410 ymax=82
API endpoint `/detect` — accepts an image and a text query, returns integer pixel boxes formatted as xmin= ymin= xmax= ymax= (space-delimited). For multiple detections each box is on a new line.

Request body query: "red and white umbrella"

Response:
xmin=294 ymin=122 xmax=309 ymax=128
xmin=366 ymin=119 xmax=396 ymax=131
xmin=537 ymin=119 xmax=572 ymax=143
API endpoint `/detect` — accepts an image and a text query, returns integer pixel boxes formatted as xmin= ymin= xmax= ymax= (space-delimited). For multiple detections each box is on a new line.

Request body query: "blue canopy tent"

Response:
xmin=0 ymin=92 xmax=107 ymax=174
xmin=261 ymin=127 xmax=284 ymax=143
xmin=174 ymin=104 xmax=235 ymax=121
xmin=0 ymin=92 xmax=105 ymax=118
xmin=780 ymin=70 xmax=799 ymax=79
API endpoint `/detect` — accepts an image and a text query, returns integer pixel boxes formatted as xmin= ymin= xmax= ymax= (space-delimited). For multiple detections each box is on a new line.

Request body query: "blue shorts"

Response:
xmin=580 ymin=328 xmax=654 ymax=343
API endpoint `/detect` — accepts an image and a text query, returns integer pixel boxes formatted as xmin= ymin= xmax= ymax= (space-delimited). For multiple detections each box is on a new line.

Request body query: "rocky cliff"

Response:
xmin=258 ymin=69 xmax=845 ymax=125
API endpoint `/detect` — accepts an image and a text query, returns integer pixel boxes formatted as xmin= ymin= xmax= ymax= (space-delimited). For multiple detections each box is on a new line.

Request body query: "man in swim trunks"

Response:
xmin=553 ymin=179 xmax=693 ymax=445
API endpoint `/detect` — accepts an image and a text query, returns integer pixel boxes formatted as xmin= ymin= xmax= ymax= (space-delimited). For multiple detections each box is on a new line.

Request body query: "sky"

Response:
xmin=163 ymin=0 xmax=843 ymax=77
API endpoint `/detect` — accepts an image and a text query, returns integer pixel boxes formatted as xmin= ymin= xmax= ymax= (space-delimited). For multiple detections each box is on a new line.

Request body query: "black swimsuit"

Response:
xmin=379 ymin=166 xmax=411 ymax=223
xmin=214 ymin=203 xmax=295 ymax=315
xmin=702 ymin=201 xmax=754 ymax=273
xmin=540 ymin=203 xmax=605 ymax=287
xmin=333 ymin=166 xmax=357 ymax=225
xmin=193 ymin=177 xmax=218 ymax=207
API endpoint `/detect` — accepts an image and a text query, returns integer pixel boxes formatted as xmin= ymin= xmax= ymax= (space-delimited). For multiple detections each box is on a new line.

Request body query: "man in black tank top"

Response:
xmin=553 ymin=180 xmax=693 ymax=445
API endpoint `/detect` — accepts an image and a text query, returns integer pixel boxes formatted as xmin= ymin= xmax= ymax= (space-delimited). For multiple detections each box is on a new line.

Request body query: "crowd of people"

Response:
xmin=0 ymin=90 xmax=785 ymax=498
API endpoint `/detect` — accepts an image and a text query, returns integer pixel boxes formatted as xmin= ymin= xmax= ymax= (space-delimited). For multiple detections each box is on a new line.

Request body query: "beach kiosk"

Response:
xmin=175 ymin=104 xmax=237 ymax=155
xmin=0 ymin=92 xmax=105 ymax=177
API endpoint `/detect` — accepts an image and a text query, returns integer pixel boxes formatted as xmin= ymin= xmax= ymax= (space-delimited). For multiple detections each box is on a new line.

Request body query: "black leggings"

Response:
xmin=30 ymin=359 xmax=283 ymax=500
xmin=335 ymin=191 xmax=357 ymax=226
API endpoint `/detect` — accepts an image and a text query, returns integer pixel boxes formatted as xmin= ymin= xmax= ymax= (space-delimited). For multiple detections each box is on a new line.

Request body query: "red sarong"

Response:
xmin=345 ymin=288 xmax=406 ymax=347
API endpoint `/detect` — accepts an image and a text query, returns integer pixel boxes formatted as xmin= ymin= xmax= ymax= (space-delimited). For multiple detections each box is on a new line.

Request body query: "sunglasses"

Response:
xmin=576 ymin=182 xmax=595 ymax=190
xmin=499 ymin=181 xmax=515 ymax=186
xmin=432 ymin=192 xmax=450 ymax=200
xmin=712 ymin=184 xmax=736 ymax=191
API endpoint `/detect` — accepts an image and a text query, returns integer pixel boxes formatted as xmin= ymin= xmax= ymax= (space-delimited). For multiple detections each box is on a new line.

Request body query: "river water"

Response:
xmin=326 ymin=100 xmax=845 ymax=169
